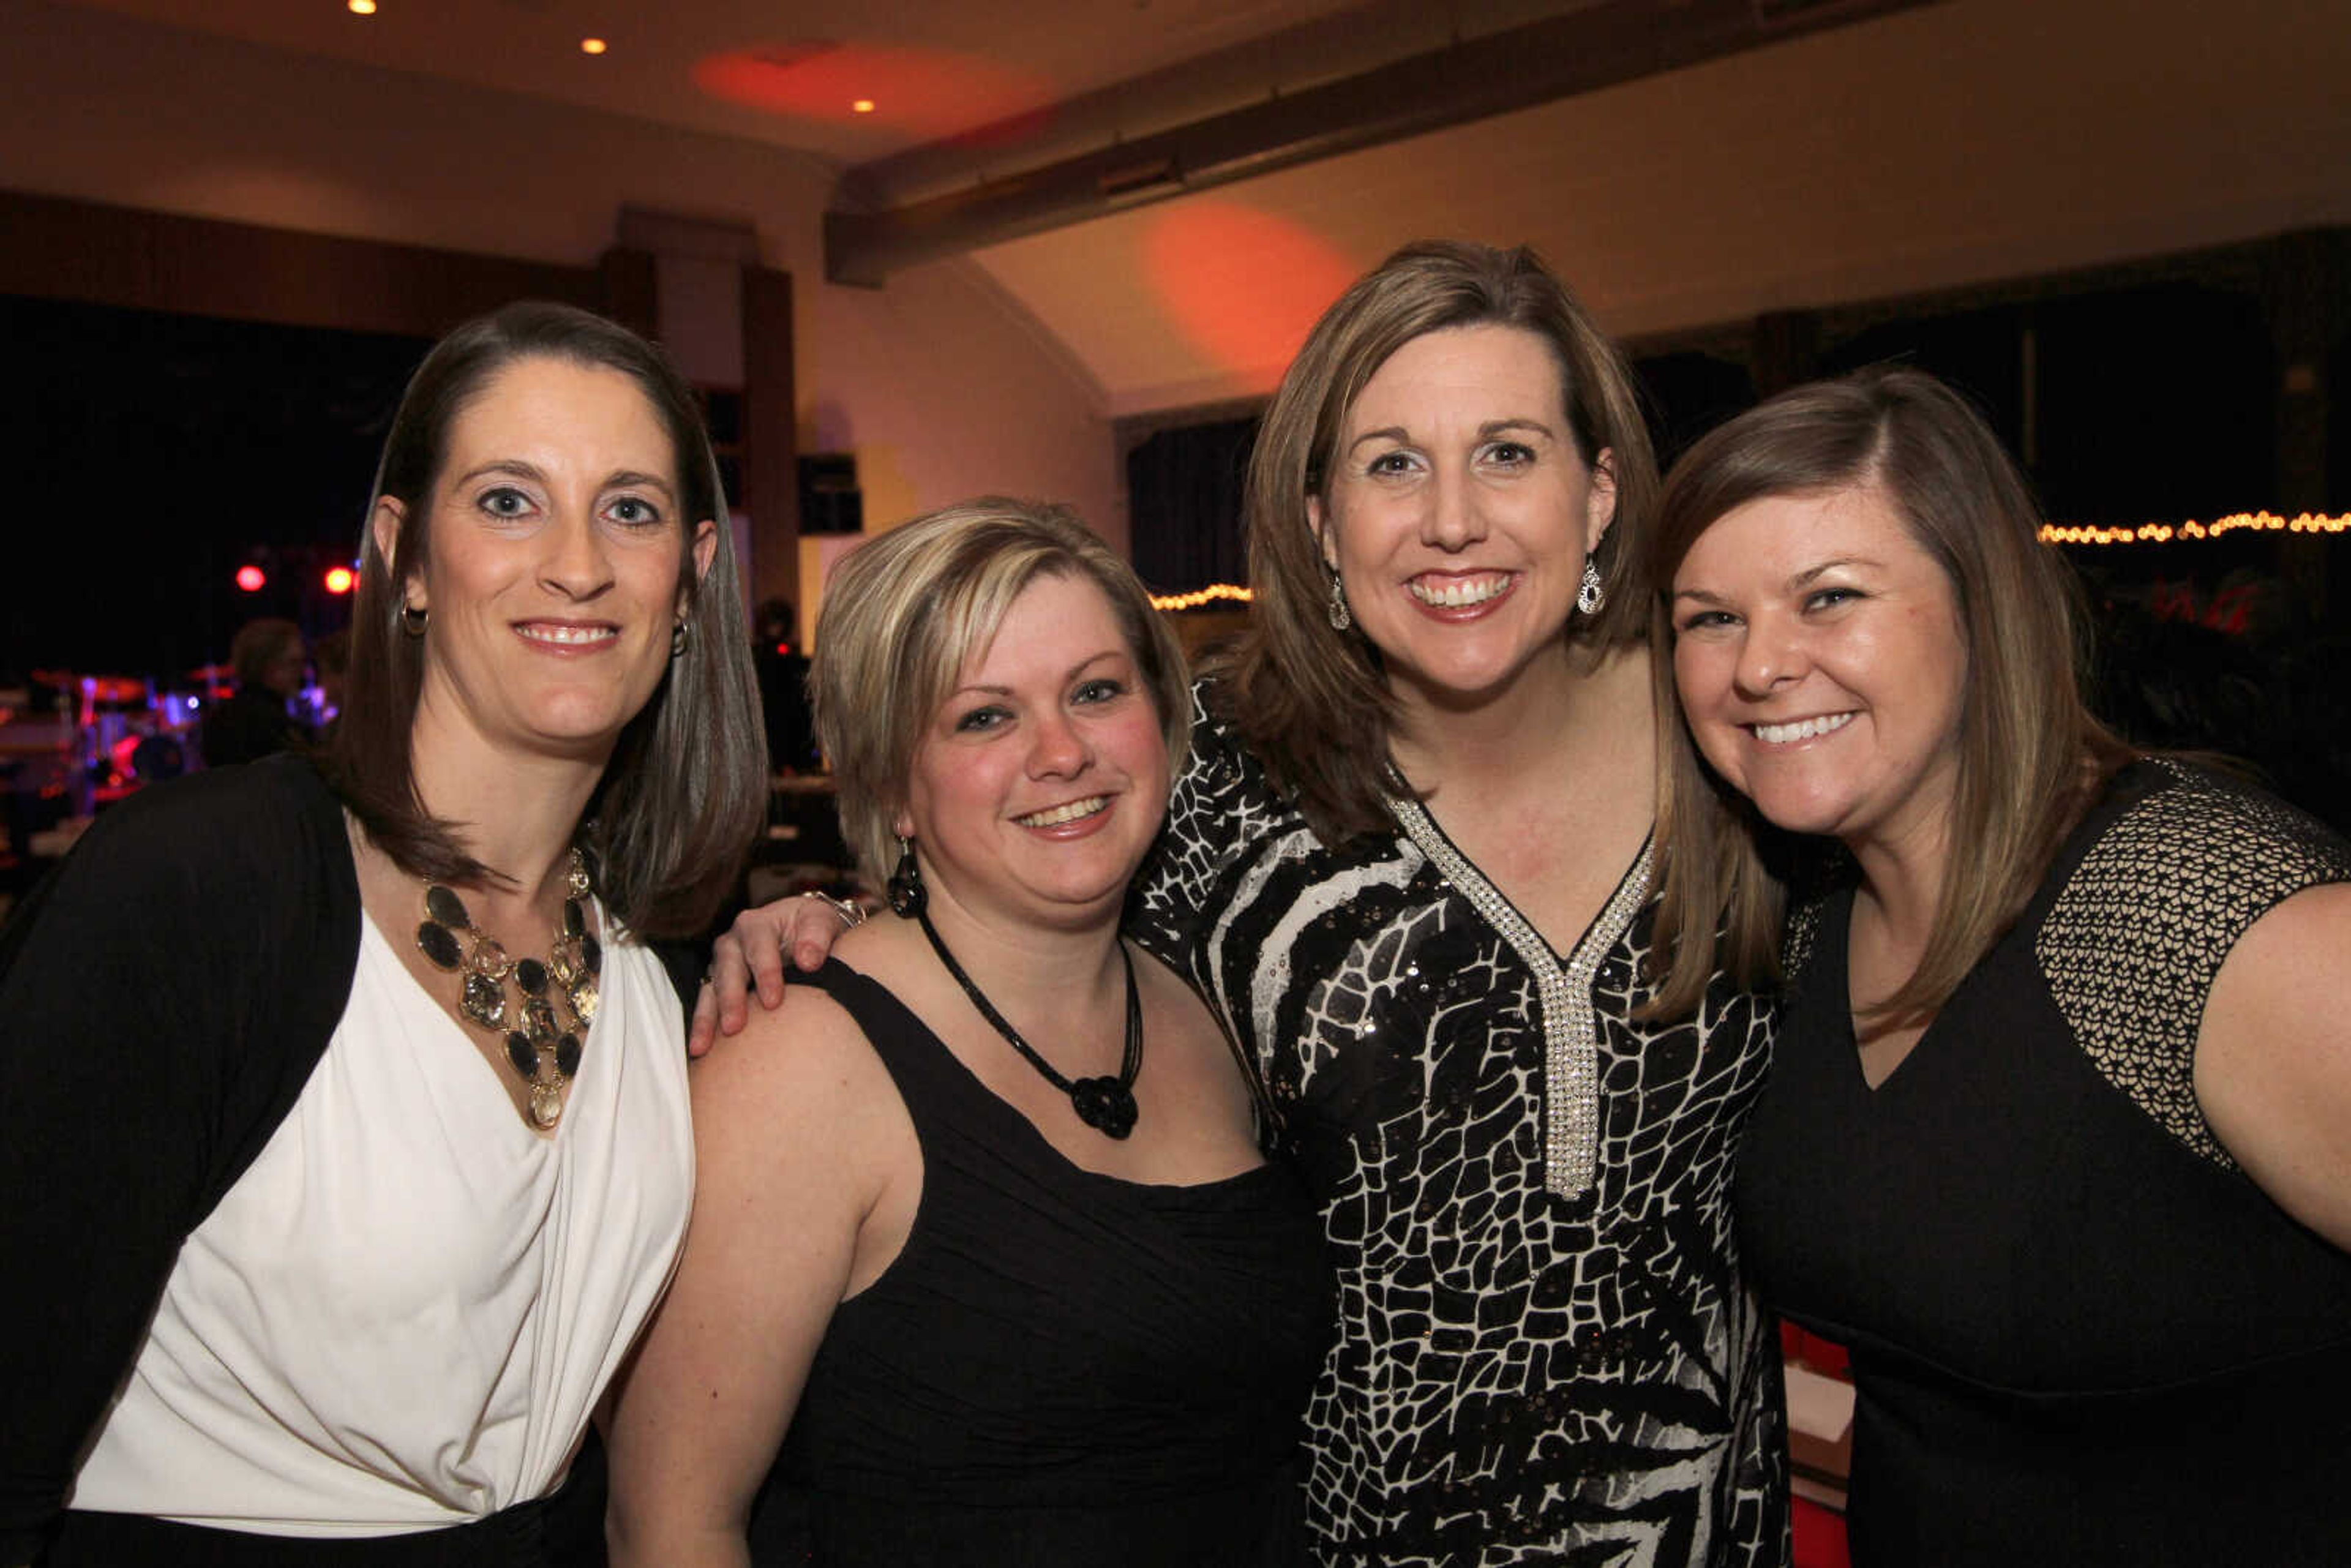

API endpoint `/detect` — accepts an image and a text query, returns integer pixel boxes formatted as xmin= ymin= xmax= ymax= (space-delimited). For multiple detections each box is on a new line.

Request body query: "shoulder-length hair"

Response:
xmin=1209 ymin=239 xmax=1659 ymax=844
xmin=1644 ymin=366 xmax=2134 ymax=1021
xmin=322 ymin=301 xmax=765 ymax=938
xmin=811 ymin=498 xmax=1191 ymax=888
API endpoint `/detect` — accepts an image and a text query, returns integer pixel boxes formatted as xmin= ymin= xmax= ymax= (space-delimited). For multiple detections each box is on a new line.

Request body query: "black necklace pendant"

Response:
xmin=913 ymin=906 xmax=1143 ymax=1140
xmin=1068 ymin=1075 xmax=1139 ymax=1139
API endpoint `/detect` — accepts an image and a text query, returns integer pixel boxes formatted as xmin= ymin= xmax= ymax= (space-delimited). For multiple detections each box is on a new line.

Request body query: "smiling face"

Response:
xmin=380 ymin=354 xmax=713 ymax=770
xmin=1670 ymin=484 xmax=1971 ymax=861
xmin=897 ymin=571 xmax=1172 ymax=932
xmin=1311 ymin=323 xmax=1616 ymax=712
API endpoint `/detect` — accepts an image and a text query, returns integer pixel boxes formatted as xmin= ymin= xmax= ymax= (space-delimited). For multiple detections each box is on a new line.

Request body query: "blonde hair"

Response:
xmin=1210 ymin=239 xmax=1657 ymax=842
xmin=1644 ymin=367 xmax=2134 ymax=1022
xmin=811 ymin=499 xmax=1192 ymax=886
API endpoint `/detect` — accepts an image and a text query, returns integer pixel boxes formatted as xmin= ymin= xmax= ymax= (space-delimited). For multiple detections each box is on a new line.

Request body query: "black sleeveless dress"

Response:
xmin=751 ymin=960 xmax=1333 ymax=1567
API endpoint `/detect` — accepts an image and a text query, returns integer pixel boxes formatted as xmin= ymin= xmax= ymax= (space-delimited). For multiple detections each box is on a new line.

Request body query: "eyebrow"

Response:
xmin=451 ymin=459 xmax=677 ymax=500
xmin=1345 ymin=417 xmax=1554 ymax=456
xmin=949 ymin=648 xmax=1130 ymax=699
xmin=1671 ymin=555 xmax=1886 ymax=603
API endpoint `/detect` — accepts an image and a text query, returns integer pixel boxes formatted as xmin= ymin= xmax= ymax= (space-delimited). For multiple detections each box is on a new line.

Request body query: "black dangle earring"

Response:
xmin=887 ymin=836 xmax=926 ymax=918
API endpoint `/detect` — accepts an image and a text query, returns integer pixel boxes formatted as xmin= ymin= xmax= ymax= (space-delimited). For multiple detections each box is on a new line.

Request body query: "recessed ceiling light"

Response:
xmin=852 ymin=98 xmax=876 ymax=113
xmin=347 ymin=0 xmax=376 ymax=13
xmin=580 ymin=37 xmax=608 ymax=54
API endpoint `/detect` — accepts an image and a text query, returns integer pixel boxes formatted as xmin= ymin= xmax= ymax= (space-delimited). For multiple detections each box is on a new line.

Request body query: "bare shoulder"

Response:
xmin=691 ymin=969 xmax=902 ymax=1154
xmin=2197 ymin=880 xmax=2351 ymax=1251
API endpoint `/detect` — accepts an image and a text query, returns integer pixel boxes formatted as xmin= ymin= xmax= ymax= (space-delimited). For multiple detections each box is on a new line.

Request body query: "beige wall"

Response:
xmin=0 ymin=0 xmax=1123 ymax=559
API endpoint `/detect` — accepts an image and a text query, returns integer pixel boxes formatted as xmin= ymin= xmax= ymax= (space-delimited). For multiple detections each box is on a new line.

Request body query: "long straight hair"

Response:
xmin=1644 ymin=367 xmax=2134 ymax=1021
xmin=1210 ymin=240 xmax=1658 ymax=844
xmin=322 ymin=302 xmax=765 ymax=937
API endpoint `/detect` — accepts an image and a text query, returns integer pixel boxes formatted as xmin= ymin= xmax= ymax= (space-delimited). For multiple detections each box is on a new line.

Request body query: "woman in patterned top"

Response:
xmin=1654 ymin=366 xmax=2351 ymax=1566
xmin=710 ymin=242 xmax=1788 ymax=1566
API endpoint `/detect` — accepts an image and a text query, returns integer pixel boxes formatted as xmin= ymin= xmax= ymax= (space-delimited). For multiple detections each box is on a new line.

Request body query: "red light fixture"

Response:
xmin=581 ymin=37 xmax=608 ymax=54
xmin=852 ymin=98 xmax=876 ymax=113
xmin=324 ymin=565 xmax=356 ymax=595
xmin=235 ymin=564 xmax=267 ymax=593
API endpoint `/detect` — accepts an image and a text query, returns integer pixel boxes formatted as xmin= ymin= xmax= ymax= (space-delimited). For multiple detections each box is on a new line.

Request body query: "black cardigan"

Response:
xmin=0 ymin=757 xmax=365 ymax=1560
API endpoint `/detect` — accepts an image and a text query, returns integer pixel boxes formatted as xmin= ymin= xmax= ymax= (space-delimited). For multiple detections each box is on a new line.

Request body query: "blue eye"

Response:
xmin=954 ymin=705 xmax=1009 ymax=733
xmin=1805 ymin=587 xmax=1862 ymax=611
xmin=1073 ymin=678 xmax=1125 ymax=705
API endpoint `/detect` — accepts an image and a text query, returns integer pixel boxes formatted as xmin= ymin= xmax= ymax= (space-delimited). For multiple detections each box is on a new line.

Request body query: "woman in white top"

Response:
xmin=0 ymin=302 xmax=766 ymax=1567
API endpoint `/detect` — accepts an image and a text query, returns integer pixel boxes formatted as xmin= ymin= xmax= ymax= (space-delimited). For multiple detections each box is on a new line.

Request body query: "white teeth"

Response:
xmin=1408 ymin=574 xmax=1510 ymax=608
xmin=1016 ymin=796 xmax=1107 ymax=828
xmin=1750 ymin=713 xmax=1854 ymax=745
xmin=519 ymin=625 xmax=616 ymax=646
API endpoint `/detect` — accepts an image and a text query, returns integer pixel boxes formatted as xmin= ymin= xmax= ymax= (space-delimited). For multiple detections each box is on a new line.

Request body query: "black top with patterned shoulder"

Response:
xmin=1738 ymin=759 xmax=2351 ymax=1567
xmin=1131 ymin=686 xmax=1788 ymax=1568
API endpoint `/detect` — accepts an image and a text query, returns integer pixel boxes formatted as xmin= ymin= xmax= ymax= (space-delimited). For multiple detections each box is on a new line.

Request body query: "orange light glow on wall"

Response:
xmin=694 ymin=43 xmax=1055 ymax=139
xmin=235 ymin=565 xmax=266 ymax=593
xmin=1144 ymin=204 xmax=1359 ymax=383
xmin=324 ymin=565 xmax=356 ymax=595
xmin=580 ymin=37 xmax=608 ymax=55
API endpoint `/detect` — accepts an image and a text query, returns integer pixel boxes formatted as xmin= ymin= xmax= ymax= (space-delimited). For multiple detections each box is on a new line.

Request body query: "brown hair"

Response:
xmin=1209 ymin=239 xmax=1657 ymax=842
xmin=1644 ymin=366 xmax=2134 ymax=1021
xmin=321 ymin=301 xmax=765 ymax=937
xmin=810 ymin=498 xmax=1192 ymax=887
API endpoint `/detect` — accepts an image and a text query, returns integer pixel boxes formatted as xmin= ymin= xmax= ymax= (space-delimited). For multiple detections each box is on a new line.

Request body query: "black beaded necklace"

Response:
xmin=913 ymin=906 xmax=1142 ymax=1139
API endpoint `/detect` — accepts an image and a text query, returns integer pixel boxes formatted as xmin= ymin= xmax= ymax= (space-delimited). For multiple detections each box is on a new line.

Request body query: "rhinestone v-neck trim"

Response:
xmin=1387 ymin=793 xmax=1654 ymax=1199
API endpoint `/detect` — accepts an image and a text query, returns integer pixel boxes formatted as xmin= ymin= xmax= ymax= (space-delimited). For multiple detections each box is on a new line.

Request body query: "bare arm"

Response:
xmin=2195 ymin=880 xmax=2351 ymax=1251
xmin=686 ymin=894 xmax=864 ymax=1055
xmin=606 ymin=994 xmax=909 ymax=1566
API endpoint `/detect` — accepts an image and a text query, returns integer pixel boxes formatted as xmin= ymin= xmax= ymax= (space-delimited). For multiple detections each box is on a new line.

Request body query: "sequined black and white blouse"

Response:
xmin=1131 ymin=688 xmax=1787 ymax=1568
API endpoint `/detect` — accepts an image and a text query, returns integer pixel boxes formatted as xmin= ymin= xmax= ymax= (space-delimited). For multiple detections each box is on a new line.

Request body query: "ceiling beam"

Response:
xmin=825 ymin=0 xmax=1944 ymax=287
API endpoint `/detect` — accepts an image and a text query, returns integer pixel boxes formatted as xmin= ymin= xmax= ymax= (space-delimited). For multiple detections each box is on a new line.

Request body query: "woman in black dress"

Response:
xmin=1651 ymin=366 xmax=2351 ymax=1566
xmin=606 ymin=500 xmax=1330 ymax=1567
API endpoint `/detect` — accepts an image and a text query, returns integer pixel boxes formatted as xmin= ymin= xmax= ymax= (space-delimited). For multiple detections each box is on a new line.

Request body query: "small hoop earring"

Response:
xmin=1326 ymin=566 xmax=1352 ymax=632
xmin=887 ymin=837 xmax=926 ymax=918
xmin=670 ymin=618 xmax=691 ymax=658
xmin=1575 ymin=558 xmax=1604 ymax=618
xmin=400 ymin=604 xmax=429 ymax=636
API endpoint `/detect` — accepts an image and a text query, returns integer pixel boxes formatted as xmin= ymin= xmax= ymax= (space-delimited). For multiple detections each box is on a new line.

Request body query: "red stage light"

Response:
xmin=236 ymin=565 xmax=267 ymax=592
xmin=1144 ymin=204 xmax=1359 ymax=383
xmin=324 ymin=565 xmax=356 ymax=595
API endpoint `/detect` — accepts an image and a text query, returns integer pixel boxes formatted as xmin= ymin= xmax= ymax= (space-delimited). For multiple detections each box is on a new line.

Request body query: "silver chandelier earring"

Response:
xmin=1326 ymin=565 xmax=1352 ymax=632
xmin=1575 ymin=557 xmax=1604 ymax=617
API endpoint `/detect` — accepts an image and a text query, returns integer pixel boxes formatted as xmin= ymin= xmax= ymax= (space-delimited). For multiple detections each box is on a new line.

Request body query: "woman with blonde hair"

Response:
xmin=609 ymin=500 xmax=1330 ymax=1566
xmin=710 ymin=244 xmax=1788 ymax=1566
xmin=1654 ymin=365 xmax=2351 ymax=1566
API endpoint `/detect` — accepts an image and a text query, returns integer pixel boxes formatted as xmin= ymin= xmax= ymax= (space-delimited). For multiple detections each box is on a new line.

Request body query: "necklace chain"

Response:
xmin=416 ymin=848 xmax=602 ymax=1130
xmin=913 ymin=907 xmax=1143 ymax=1140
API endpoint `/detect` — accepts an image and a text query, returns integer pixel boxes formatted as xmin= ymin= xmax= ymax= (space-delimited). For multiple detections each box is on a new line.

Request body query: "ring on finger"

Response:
xmin=799 ymin=890 xmax=865 ymax=929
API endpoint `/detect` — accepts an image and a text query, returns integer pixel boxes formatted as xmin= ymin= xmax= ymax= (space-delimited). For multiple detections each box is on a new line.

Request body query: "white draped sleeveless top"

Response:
xmin=68 ymin=909 xmax=693 ymax=1536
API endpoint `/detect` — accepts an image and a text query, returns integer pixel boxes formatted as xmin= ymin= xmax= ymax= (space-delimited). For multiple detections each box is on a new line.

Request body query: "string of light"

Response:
xmin=2039 ymin=511 xmax=2351 ymax=546
xmin=1149 ymin=583 xmax=1254 ymax=611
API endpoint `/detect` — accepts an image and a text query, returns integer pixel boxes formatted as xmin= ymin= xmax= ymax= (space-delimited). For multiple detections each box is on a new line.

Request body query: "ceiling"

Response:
xmin=44 ymin=0 xmax=2351 ymax=417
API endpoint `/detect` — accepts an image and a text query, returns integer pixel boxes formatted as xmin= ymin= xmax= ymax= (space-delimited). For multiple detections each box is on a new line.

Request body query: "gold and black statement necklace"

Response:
xmin=416 ymin=848 xmax=602 ymax=1130
xmin=913 ymin=906 xmax=1142 ymax=1139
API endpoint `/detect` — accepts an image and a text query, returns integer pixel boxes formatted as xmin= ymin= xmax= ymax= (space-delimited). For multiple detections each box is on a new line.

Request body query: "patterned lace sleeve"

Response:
xmin=1128 ymin=681 xmax=1280 ymax=975
xmin=2034 ymin=759 xmax=2351 ymax=1171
